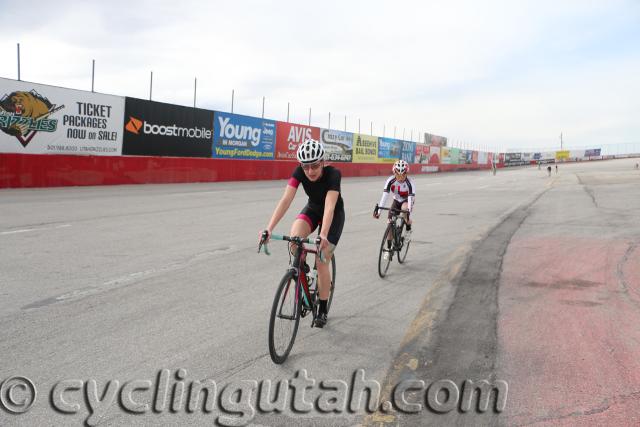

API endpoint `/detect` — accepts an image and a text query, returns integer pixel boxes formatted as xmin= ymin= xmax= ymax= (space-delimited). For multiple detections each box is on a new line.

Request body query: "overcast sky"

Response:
xmin=1 ymin=0 xmax=638 ymax=151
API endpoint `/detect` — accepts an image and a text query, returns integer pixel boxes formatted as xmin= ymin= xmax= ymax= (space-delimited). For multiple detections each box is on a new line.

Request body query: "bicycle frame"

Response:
xmin=378 ymin=207 xmax=409 ymax=247
xmin=259 ymin=233 xmax=322 ymax=315
xmin=290 ymin=243 xmax=316 ymax=311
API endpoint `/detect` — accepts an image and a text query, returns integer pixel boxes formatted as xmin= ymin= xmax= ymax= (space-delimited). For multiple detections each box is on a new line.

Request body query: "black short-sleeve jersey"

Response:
xmin=289 ymin=165 xmax=344 ymax=214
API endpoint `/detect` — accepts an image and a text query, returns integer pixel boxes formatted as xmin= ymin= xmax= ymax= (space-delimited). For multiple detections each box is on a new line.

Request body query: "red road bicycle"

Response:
xmin=258 ymin=232 xmax=336 ymax=364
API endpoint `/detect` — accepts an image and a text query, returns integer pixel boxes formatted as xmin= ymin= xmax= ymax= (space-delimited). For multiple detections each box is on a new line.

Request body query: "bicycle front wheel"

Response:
xmin=268 ymin=270 xmax=301 ymax=364
xmin=397 ymin=227 xmax=410 ymax=264
xmin=378 ymin=223 xmax=393 ymax=278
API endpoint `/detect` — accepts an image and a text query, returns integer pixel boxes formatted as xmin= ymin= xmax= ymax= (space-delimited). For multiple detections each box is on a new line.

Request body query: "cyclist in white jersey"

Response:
xmin=373 ymin=160 xmax=415 ymax=259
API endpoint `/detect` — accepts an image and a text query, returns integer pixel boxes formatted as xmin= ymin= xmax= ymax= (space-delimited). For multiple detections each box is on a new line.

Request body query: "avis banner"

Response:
xmin=275 ymin=122 xmax=319 ymax=160
xmin=0 ymin=77 xmax=124 ymax=155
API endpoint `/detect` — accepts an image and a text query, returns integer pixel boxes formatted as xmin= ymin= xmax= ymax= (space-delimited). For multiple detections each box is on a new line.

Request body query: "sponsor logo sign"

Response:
xmin=0 ymin=77 xmax=124 ymax=155
xmin=378 ymin=137 xmax=403 ymax=163
xmin=429 ymin=145 xmax=441 ymax=164
xmin=320 ymin=128 xmax=353 ymax=162
xmin=352 ymin=134 xmax=378 ymax=163
xmin=122 ymin=97 xmax=213 ymax=157
xmin=213 ymin=112 xmax=275 ymax=159
xmin=415 ymin=144 xmax=430 ymax=164
xmin=275 ymin=122 xmax=319 ymax=160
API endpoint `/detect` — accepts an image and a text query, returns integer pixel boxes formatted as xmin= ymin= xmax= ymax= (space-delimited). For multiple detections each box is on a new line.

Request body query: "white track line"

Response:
xmin=0 ymin=224 xmax=71 ymax=235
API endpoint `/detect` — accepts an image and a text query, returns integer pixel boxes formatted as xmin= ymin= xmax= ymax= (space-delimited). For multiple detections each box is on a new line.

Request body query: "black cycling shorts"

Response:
xmin=296 ymin=205 xmax=345 ymax=245
xmin=388 ymin=199 xmax=410 ymax=221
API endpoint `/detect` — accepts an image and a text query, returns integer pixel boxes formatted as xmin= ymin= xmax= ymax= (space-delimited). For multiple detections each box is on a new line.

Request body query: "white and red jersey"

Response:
xmin=378 ymin=175 xmax=415 ymax=212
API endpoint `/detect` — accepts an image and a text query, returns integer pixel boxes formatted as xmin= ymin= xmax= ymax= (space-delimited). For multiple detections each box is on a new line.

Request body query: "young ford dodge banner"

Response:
xmin=213 ymin=112 xmax=275 ymax=159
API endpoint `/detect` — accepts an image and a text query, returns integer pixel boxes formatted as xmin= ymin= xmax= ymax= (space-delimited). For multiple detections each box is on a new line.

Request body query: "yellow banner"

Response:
xmin=352 ymin=134 xmax=379 ymax=163
xmin=556 ymin=150 xmax=570 ymax=160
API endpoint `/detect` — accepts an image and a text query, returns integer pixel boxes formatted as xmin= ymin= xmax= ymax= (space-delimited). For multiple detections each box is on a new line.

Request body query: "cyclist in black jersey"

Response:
xmin=261 ymin=139 xmax=345 ymax=328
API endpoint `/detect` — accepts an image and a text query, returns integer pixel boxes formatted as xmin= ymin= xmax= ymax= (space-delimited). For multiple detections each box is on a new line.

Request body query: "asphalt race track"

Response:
xmin=1 ymin=158 xmax=639 ymax=426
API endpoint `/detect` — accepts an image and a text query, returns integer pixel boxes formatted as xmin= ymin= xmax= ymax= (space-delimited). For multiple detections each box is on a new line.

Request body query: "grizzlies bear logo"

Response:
xmin=0 ymin=89 xmax=63 ymax=147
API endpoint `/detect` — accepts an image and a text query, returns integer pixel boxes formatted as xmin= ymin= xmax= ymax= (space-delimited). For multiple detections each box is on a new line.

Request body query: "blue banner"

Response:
xmin=401 ymin=141 xmax=416 ymax=163
xmin=213 ymin=112 xmax=275 ymax=159
xmin=378 ymin=137 xmax=403 ymax=162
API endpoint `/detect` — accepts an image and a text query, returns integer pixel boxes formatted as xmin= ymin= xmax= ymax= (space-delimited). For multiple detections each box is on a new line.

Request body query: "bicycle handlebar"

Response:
xmin=258 ymin=232 xmax=326 ymax=263
xmin=376 ymin=206 xmax=411 ymax=214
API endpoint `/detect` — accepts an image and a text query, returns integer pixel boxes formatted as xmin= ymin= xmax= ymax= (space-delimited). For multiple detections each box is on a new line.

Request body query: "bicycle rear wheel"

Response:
xmin=268 ymin=270 xmax=300 ymax=364
xmin=378 ymin=223 xmax=393 ymax=278
xmin=397 ymin=224 xmax=410 ymax=264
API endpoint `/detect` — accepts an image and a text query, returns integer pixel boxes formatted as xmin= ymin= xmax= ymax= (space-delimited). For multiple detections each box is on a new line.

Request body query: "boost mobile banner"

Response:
xmin=123 ymin=98 xmax=214 ymax=157
xmin=0 ymin=77 xmax=124 ymax=155
xmin=320 ymin=128 xmax=353 ymax=162
xmin=213 ymin=112 xmax=275 ymax=159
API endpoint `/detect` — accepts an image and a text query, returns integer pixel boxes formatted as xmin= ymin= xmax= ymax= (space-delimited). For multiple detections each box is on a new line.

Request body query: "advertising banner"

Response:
xmin=570 ymin=150 xmax=585 ymax=160
xmin=378 ymin=137 xmax=402 ymax=163
xmin=213 ymin=112 xmax=275 ymax=159
xmin=449 ymin=148 xmax=460 ymax=165
xmin=320 ymin=128 xmax=353 ymax=162
xmin=123 ymin=98 xmax=213 ymax=157
xmin=0 ymin=77 xmax=124 ymax=155
xmin=429 ymin=145 xmax=441 ymax=164
xmin=415 ymin=144 xmax=430 ymax=164
xmin=556 ymin=150 xmax=570 ymax=160
xmin=424 ymin=133 xmax=448 ymax=146
xmin=534 ymin=151 xmax=556 ymax=163
xmin=352 ymin=134 xmax=378 ymax=163
xmin=400 ymin=141 xmax=416 ymax=163
xmin=478 ymin=151 xmax=488 ymax=165
xmin=441 ymin=147 xmax=452 ymax=164
xmin=585 ymin=148 xmax=601 ymax=157
xmin=275 ymin=122 xmax=319 ymax=160
xmin=504 ymin=152 xmax=528 ymax=166
xmin=462 ymin=150 xmax=473 ymax=164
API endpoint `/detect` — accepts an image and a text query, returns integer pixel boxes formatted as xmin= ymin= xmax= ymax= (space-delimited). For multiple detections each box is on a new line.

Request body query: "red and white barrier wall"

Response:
xmin=0 ymin=153 xmax=493 ymax=188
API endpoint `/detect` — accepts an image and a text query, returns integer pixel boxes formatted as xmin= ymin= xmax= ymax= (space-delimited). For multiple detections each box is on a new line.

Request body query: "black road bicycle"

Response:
xmin=376 ymin=206 xmax=411 ymax=278
xmin=258 ymin=231 xmax=336 ymax=364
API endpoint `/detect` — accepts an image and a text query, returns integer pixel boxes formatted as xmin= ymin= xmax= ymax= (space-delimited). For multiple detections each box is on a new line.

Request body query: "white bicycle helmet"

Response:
xmin=393 ymin=159 xmax=409 ymax=174
xmin=296 ymin=138 xmax=325 ymax=164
